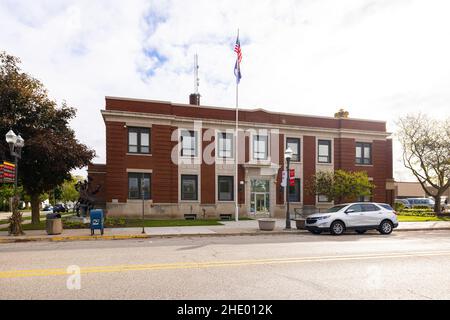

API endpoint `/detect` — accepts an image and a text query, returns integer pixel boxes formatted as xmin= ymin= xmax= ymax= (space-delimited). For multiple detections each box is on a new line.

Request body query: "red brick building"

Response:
xmin=88 ymin=96 xmax=394 ymax=218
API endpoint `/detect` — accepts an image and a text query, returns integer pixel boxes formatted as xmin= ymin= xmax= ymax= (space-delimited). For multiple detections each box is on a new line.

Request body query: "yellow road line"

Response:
xmin=1 ymin=250 xmax=450 ymax=279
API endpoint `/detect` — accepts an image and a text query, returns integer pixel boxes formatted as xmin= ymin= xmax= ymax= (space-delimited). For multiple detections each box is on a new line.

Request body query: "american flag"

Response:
xmin=234 ymin=33 xmax=242 ymax=83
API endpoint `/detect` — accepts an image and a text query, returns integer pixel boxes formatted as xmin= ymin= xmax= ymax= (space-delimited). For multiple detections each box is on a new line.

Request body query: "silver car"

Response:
xmin=305 ymin=202 xmax=399 ymax=236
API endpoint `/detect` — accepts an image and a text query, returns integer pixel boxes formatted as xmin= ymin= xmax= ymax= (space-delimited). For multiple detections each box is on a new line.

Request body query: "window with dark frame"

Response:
xmin=356 ymin=142 xmax=372 ymax=165
xmin=181 ymin=130 xmax=198 ymax=157
xmin=286 ymin=138 xmax=301 ymax=162
xmin=288 ymin=178 xmax=301 ymax=202
xmin=181 ymin=175 xmax=198 ymax=201
xmin=318 ymin=139 xmax=331 ymax=163
xmin=128 ymin=173 xmax=151 ymax=199
xmin=218 ymin=176 xmax=234 ymax=201
xmin=128 ymin=127 xmax=150 ymax=154
xmin=218 ymin=132 xmax=233 ymax=159
xmin=253 ymin=134 xmax=268 ymax=160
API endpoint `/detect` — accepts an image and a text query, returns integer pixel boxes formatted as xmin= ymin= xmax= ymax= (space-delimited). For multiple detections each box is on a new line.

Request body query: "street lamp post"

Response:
xmin=141 ymin=173 xmax=145 ymax=234
xmin=5 ymin=130 xmax=25 ymax=235
xmin=284 ymin=147 xmax=293 ymax=230
xmin=5 ymin=130 xmax=24 ymax=190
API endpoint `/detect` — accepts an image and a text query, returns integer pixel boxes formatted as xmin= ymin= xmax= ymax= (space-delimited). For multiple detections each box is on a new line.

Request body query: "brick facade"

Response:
xmin=94 ymin=96 xmax=394 ymax=218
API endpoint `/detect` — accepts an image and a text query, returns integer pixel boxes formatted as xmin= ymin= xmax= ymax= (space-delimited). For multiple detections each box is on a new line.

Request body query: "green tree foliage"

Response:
xmin=307 ymin=169 xmax=374 ymax=203
xmin=60 ymin=176 xmax=80 ymax=204
xmin=397 ymin=113 xmax=450 ymax=214
xmin=0 ymin=51 xmax=95 ymax=224
xmin=0 ymin=185 xmax=15 ymax=211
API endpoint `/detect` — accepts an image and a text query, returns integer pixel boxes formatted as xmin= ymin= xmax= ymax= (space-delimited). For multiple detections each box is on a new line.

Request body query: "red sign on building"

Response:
xmin=289 ymin=169 xmax=295 ymax=187
xmin=0 ymin=161 xmax=16 ymax=184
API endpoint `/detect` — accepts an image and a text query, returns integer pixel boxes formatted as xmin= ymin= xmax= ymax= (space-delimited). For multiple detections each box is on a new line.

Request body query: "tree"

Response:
xmin=0 ymin=51 xmax=95 ymax=225
xmin=397 ymin=113 xmax=450 ymax=214
xmin=60 ymin=176 xmax=80 ymax=205
xmin=0 ymin=185 xmax=15 ymax=211
xmin=307 ymin=169 xmax=374 ymax=203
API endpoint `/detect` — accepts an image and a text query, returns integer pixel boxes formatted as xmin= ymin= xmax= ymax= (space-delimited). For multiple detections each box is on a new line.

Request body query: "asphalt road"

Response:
xmin=1 ymin=230 xmax=450 ymax=299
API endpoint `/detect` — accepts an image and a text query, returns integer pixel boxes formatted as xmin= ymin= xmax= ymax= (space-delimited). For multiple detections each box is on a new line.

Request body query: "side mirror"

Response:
xmin=346 ymin=209 xmax=355 ymax=214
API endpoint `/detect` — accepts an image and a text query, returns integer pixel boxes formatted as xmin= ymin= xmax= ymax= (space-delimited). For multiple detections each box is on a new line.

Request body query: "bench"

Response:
xmin=184 ymin=213 xmax=197 ymax=220
xmin=219 ymin=214 xmax=233 ymax=221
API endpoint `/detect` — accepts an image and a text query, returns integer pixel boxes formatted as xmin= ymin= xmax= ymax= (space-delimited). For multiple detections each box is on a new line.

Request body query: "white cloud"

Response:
xmin=2 ymin=0 xmax=449 ymax=180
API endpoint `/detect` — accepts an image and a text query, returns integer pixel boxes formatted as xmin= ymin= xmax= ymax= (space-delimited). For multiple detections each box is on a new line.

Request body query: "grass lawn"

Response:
xmin=397 ymin=215 xmax=450 ymax=222
xmin=0 ymin=212 xmax=72 ymax=225
xmin=0 ymin=217 xmax=224 ymax=231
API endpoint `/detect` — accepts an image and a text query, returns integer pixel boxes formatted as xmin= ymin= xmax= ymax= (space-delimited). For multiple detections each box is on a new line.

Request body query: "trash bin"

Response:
xmin=46 ymin=213 xmax=62 ymax=235
xmin=90 ymin=209 xmax=104 ymax=235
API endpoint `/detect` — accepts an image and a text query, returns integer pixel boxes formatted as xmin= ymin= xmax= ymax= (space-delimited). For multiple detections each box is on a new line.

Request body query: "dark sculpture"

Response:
xmin=74 ymin=176 xmax=101 ymax=217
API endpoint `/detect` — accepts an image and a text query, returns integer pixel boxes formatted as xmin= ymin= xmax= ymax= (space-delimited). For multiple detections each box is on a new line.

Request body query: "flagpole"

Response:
xmin=235 ymin=28 xmax=240 ymax=222
xmin=235 ymin=75 xmax=239 ymax=222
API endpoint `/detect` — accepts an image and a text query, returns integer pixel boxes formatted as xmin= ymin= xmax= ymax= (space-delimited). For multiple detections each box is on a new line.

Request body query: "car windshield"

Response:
xmin=327 ymin=205 xmax=347 ymax=213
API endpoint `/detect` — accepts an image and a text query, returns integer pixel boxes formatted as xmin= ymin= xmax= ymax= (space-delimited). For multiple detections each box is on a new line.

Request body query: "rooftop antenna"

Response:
xmin=189 ymin=53 xmax=201 ymax=105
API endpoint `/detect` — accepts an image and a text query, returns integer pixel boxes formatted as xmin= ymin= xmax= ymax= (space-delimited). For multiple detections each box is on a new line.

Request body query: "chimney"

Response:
xmin=189 ymin=54 xmax=200 ymax=106
xmin=189 ymin=93 xmax=200 ymax=106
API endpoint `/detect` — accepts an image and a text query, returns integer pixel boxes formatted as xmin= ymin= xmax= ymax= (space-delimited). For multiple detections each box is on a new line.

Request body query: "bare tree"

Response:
xmin=397 ymin=113 xmax=450 ymax=214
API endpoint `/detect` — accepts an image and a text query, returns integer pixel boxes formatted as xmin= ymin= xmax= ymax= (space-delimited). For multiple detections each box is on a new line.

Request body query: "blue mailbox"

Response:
xmin=90 ymin=209 xmax=104 ymax=235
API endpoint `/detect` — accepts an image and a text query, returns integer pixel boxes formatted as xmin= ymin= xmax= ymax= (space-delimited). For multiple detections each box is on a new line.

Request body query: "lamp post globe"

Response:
xmin=16 ymin=134 xmax=25 ymax=148
xmin=284 ymin=147 xmax=293 ymax=229
xmin=5 ymin=129 xmax=17 ymax=144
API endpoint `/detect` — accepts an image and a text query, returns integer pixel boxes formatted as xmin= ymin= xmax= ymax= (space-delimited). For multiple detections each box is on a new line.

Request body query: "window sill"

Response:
xmin=127 ymin=153 xmax=152 ymax=156
xmin=317 ymin=162 xmax=333 ymax=166
xmin=179 ymin=200 xmax=200 ymax=203
xmin=355 ymin=164 xmax=373 ymax=167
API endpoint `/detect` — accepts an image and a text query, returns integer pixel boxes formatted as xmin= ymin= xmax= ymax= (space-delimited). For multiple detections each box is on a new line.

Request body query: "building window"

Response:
xmin=253 ymin=134 xmax=268 ymax=160
xmin=181 ymin=175 xmax=198 ymax=201
xmin=318 ymin=139 xmax=331 ymax=163
xmin=356 ymin=142 xmax=372 ymax=165
xmin=218 ymin=132 xmax=233 ymax=158
xmin=318 ymin=194 xmax=330 ymax=202
xmin=288 ymin=178 xmax=301 ymax=202
xmin=128 ymin=127 xmax=150 ymax=154
xmin=218 ymin=176 xmax=234 ymax=201
xmin=128 ymin=173 xmax=151 ymax=199
xmin=286 ymin=138 xmax=301 ymax=162
xmin=181 ymin=130 xmax=198 ymax=157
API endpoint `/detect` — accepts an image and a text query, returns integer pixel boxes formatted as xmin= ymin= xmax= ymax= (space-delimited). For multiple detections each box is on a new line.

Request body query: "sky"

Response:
xmin=1 ymin=0 xmax=449 ymax=181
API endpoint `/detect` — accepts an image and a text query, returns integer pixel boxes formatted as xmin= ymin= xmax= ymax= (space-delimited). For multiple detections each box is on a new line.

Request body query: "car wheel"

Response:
xmin=379 ymin=220 xmax=393 ymax=235
xmin=330 ymin=221 xmax=345 ymax=235
xmin=356 ymin=230 xmax=367 ymax=234
xmin=308 ymin=230 xmax=322 ymax=235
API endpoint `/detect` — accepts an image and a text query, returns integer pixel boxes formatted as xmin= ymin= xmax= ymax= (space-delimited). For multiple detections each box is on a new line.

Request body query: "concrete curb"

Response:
xmin=0 ymin=227 xmax=449 ymax=243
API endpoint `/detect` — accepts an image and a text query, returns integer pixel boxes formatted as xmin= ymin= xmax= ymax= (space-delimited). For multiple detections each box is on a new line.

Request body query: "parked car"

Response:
xmin=42 ymin=205 xmax=53 ymax=212
xmin=305 ymin=202 xmax=399 ymax=235
xmin=406 ymin=198 xmax=435 ymax=209
xmin=52 ymin=204 xmax=67 ymax=213
xmin=395 ymin=198 xmax=411 ymax=209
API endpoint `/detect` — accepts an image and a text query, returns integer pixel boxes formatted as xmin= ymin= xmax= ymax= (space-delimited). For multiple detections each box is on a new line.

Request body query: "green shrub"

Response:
xmin=394 ymin=202 xmax=405 ymax=211
xmin=104 ymin=217 xmax=126 ymax=227
xmin=62 ymin=219 xmax=88 ymax=229
xmin=400 ymin=209 xmax=436 ymax=217
xmin=412 ymin=205 xmax=432 ymax=210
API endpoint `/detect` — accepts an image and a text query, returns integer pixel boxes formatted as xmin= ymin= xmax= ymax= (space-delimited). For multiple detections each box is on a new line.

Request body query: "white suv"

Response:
xmin=305 ymin=202 xmax=399 ymax=235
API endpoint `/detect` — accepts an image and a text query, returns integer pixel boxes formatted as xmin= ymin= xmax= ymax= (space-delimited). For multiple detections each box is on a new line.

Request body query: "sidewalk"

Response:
xmin=1 ymin=219 xmax=450 ymax=244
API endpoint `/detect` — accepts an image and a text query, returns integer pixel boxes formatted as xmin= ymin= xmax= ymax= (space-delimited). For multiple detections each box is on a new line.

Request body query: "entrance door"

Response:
xmin=250 ymin=180 xmax=270 ymax=216
xmin=254 ymin=193 xmax=269 ymax=214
